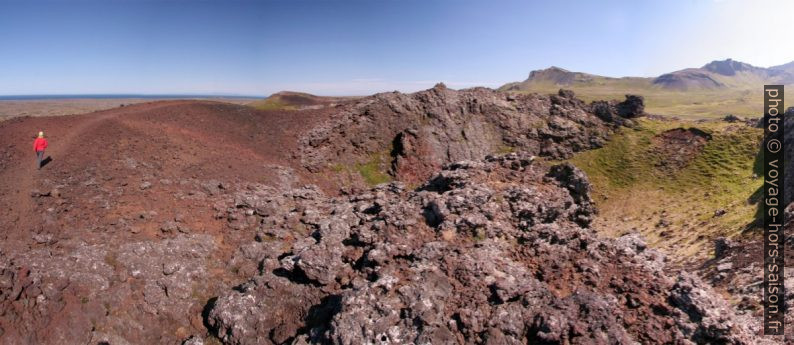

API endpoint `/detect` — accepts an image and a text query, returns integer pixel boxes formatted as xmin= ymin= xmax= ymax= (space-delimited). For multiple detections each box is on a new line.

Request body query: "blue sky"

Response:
xmin=0 ymin=0 xmax=792 ymax=96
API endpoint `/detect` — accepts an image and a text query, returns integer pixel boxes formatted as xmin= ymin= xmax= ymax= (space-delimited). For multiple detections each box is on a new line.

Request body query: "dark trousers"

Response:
xmin=36 ymin=151 xmax=44 ymax=169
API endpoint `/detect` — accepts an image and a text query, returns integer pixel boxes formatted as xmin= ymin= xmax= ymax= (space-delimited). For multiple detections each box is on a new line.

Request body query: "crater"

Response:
xmin=652 ymin=128 xmax=712 ymax=171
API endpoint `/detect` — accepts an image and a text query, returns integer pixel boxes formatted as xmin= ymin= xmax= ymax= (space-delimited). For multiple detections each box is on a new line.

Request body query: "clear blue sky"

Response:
xmin=0 ymin=0 xmax=792 ymax=96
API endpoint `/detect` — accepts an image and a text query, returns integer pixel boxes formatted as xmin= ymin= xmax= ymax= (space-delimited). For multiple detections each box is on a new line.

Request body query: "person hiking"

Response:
xmin=33 ymin=131 xmax=48 ymax=170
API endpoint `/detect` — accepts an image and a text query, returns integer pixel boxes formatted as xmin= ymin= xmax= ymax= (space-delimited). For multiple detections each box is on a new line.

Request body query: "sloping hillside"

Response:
xmin=770 ymin=60 xmax=794 ymax=74
xmin=500 ymin=67 xmax=649 ymax=94
xmin=250 ymin=91 xmax=358 ymax=110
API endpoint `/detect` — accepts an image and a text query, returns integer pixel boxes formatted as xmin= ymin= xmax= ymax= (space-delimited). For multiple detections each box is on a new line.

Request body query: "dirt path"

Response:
xmin=0 ymin=102 xmax=191 ymax=237
xmin=0 ymin=100 xmax=333 ymax=241
xmin=3 ymin=108 xmax=125 ymax=241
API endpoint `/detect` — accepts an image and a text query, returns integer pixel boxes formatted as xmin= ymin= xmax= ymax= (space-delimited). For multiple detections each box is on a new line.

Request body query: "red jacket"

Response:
xmin=33 ymin=138 xmax=48 ymax=152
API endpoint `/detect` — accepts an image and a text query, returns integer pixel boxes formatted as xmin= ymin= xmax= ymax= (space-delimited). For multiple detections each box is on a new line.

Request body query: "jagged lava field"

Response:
xmin=0 ymin=85 xmax=790 ymax=344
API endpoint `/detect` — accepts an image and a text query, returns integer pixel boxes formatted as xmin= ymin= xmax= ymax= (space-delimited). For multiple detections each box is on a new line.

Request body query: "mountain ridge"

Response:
xmin=500 ymin=58 xmax=794 ymax=118
xmin=503 ymin=58 xmax=794 ymax=92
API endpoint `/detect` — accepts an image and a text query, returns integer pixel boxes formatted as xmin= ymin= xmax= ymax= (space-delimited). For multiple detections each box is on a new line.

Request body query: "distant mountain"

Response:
xmin=702 ymin=59 xmax=765 ymax=76
xmin=651 ymin=69 xmax=724 ymax=90
xmin=654 ymin=59 xmax=794 ymax=90
xmin=502 ymin=58 xmax=794 ymax=92
xmin=517 ymin=66 xmax=603 ymax=84
xmin=500 ymin=66 xmax=648 ymax=93
xmin=770 ymin=60 xmax=794 ymax=74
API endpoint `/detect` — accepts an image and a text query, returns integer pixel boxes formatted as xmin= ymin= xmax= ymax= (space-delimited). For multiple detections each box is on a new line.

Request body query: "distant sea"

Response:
xmin=0 ymin=94 xmax=261 ymax=100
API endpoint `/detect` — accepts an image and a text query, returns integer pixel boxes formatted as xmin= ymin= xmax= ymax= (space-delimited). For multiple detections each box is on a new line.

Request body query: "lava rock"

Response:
xmin=205 ymin=152 xmax=764 ymax=345
xmin=298 ymin=87 xmax=628 ymax=185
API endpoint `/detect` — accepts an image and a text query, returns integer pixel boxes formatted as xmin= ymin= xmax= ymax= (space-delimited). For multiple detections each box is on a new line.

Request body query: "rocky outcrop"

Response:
xmin=297 ymin=86 xmax=641 ymax=185
xmin=697 ymin=232 xmax=793 ymax=345
xmin=591 ymin=94 xmax=645 ymax=122
xmin=206 ymin=153 xmax=764 ymax=345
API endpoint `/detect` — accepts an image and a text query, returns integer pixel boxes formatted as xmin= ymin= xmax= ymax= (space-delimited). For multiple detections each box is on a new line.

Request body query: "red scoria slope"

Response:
xmin=0 ymin=100 xmax=338 ymax=343
xmin=0 ymin=100 xmax=334 ymax=236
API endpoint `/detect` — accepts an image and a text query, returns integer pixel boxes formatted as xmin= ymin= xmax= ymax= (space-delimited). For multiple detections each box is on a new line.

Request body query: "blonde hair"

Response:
xmin=37 ymin=131 xmax=44 ymax=138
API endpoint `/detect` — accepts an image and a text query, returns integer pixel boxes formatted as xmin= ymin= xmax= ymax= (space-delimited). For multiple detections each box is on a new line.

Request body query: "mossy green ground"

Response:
xmin=330 ymin=151 xmax=393 ymax=187
xmin=355 ymin=153 xmax=392 ymax=186
xmin=567 ymin=118 xmax=763 ymax=259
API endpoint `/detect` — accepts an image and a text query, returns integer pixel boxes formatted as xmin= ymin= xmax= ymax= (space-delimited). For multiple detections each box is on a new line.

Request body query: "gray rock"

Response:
xmin=160 ymin=221 xmax=178 ymax=233
xmin=714 ymin=237 xmax=735 ymax=259
xmin=30 ymin=189 xmax=51 ymax=198
xmin=182 ymin=336 xmax=204 ymax=345
xmin=163 ymin=262 xmax=181 ymax=275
